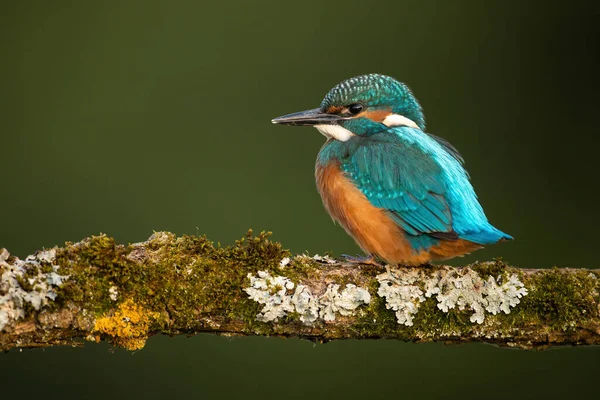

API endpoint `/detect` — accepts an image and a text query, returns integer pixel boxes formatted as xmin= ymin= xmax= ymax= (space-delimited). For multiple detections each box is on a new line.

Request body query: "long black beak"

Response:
xmin=271 ymin=108 xmax=343 ymax=126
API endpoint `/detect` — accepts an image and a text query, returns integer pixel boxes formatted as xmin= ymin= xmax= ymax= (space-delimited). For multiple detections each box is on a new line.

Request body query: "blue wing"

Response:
xmin=339 ymin=128 xmax=511 ymax=249
xmin=341 ymin=134 xmax=457 ymax=250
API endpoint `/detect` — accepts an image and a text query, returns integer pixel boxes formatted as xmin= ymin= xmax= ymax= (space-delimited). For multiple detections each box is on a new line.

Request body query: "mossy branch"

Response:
xmin=1 ymin=231 xmax=599 ymax=351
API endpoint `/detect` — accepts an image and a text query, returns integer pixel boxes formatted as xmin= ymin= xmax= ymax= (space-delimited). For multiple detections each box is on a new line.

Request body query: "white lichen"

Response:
xmin=244 ymin=271 xmax=296 ymax=322
xmin=377 ymin=269 xmax=425 ymax=326
xmin=108 ymin=285 xmax=119 ymax=301
xmin=294 ymin=254 xmax=338 ymax=265
xmin=0 ymin=247 xmax=69 ymax=331
xmin=245 ymin=265 xmax=527 ymax=327
xmin=244 ymin=271 xmax=370 ymax=324
xmin=291 ymin=285 xmax=319 ymax=324
xmin=319 ymin=284 xmax=371 ymax=321
xmin=377 ymin=267 xmax=528 ymax=326
xmin=311 ymin=254 xmax=337 ymax=264
xmin=279 ymin=257 xmax=291 ymax=268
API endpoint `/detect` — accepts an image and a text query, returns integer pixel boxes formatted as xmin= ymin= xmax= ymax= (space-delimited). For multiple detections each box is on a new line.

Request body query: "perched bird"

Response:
xmin=272 ymin=74 xmax=511 ymax=266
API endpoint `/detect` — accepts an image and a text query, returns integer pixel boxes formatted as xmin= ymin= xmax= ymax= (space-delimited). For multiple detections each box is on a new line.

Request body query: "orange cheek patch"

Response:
xmin=361 ymin=109 xmax=391 ymax=122
xmin=326 ymin=106 xmax=343 ymax=114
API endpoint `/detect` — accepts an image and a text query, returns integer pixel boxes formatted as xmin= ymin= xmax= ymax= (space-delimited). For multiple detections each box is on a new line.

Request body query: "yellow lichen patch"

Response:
xmin=93 ymin=299 xmax=158 ymax=350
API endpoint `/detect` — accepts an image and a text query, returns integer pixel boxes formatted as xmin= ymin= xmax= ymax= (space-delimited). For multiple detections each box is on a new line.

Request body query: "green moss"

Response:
xmin=350 ymin=278 xmax=406 ymax=339
xmin=14 ymin=275 xmax=34 ymax=292
xmin=412 ymin=297 xmax=474 ymax=337
xmin=518 ymin=268 xmax=599 ymax=328
xmin=471 ymin=258 xmax=509 ymax=279
xmin=55 ymin=235 xmax=136 ymax=314
xmin=327 ymin=273 xmax=354 ymax=288
xmin=53 ymin=230 xmax=295 ymax=342
xmin=286 ymin=257 xmax=322 ymax=283
xmin=39 ymin=262 xmax=54 ymax=274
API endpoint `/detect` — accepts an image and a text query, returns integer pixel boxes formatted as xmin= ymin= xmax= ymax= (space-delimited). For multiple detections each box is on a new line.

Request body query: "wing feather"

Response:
xmin=341 ymin=135 xmax=456 ymax=239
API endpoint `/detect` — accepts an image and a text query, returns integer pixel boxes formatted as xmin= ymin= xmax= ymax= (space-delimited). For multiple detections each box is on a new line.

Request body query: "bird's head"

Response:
xmin=272 ymin=73 xmax=425 ymax=141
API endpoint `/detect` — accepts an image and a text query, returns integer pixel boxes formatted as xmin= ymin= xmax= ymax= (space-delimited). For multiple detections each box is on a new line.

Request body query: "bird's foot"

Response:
xmin=341 ymin=254 xmax=383 ymax=268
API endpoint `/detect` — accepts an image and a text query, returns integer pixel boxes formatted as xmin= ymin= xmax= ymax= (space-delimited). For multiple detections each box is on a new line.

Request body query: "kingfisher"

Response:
xmin=272 ymin=74 xmax=512 ymax=266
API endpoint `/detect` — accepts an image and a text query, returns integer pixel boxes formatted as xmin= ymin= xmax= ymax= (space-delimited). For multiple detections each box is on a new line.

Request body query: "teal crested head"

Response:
xmin=272 ymin=74 xmax=425 ymax=139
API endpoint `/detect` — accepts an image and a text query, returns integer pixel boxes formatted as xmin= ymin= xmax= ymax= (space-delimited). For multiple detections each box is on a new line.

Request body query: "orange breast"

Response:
xmin=315 ymin=162 xmax=481 ymax=265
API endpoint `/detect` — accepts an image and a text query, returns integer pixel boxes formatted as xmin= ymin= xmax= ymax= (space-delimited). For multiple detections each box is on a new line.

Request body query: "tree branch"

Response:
xmin=1 ymin=231 xmax=599 ymax=351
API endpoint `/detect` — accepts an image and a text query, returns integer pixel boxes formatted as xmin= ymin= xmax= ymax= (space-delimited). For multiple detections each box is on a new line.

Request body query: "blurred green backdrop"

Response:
xmin=1 ymin=1 xmax=599 ymax=399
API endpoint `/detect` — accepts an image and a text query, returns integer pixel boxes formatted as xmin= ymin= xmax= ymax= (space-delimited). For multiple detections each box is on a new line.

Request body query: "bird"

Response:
xmin=272 ymin=73 xmax=511 ymax=266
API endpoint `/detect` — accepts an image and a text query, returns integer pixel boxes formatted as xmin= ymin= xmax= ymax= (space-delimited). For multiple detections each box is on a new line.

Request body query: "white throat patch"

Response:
xmin=315 ymin=124 xmax=355 ymax=142
xmin=382 ymin=114 xmax=420 ymax=129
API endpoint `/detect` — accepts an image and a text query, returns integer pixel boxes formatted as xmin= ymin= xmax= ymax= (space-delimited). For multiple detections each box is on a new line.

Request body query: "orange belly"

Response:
xmin=315 ymin=162 xmax=481 ymax=265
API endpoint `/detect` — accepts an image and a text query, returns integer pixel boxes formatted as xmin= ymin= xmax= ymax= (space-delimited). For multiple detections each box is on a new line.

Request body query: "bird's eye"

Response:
xmin=348 ymin=103 xmax=364 ymax=115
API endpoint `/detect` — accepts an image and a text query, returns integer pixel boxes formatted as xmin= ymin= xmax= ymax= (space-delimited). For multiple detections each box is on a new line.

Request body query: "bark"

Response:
xmin=1 ymin=231 xmax=599 ymax=351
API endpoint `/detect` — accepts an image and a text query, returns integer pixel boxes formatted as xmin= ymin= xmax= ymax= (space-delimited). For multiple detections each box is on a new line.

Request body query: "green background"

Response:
xmin=1 ymin=1 xmax=598 ymax=399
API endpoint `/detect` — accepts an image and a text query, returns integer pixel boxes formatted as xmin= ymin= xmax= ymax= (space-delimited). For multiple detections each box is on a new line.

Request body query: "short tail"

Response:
xmin=460 ymin=225 xmax=513 ymax=245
